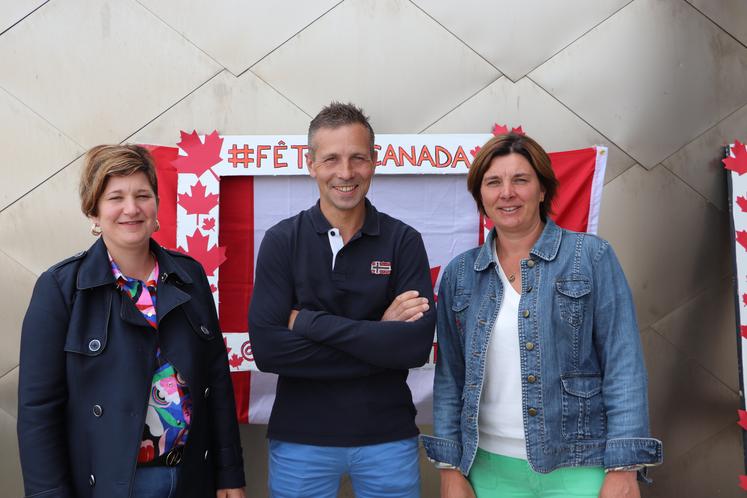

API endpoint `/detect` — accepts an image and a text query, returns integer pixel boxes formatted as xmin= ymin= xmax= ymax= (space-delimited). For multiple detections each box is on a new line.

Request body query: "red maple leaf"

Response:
xmin=210 ymin=283 xmax=217 ymax=293
xmin=743 ymin=293 xmax=747 ymax=307
xmin=737 ymin=196 xmax=747 ymax=213
xmin=724 ymin=140 xmax=747 ymax=175
xmin=741 ymin=326 xmax=747 ymax=339
xmin=173 ymin=130 xmax=223 ymax=179
xmin=492 ymin=123 xmax=510 ymax=136
xmin=180 ymin=229 xmax=227 ymax=276
xmin=737 ymin=230 xmax=747 ymax=253
xmin=202 ymin=217 xmax=216 ymax=231
xmin=739 ymin=475 xmax=747 ymax=491
xmin=511 ymin=125 xmax=525 ymax=136
xmin=470 ymin=146 xmax=481 ymax=158
xmin=228 ymin=353 xmax=245 ymax=368
xmin=178 ymin=181 xmax=218 ymax=215
xmin=738 ymin=410 xmax=747 ymax=431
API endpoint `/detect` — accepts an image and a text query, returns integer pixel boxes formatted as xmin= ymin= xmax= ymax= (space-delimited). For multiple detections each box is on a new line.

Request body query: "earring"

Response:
xmin=155 ymin=219 xmax=161 ymax=232
xmin=91 ymin=223 xmax=102 ymax=236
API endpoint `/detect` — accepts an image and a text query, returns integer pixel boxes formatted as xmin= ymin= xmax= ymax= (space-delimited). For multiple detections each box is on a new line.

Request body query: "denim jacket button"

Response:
xmin=527 ymin=260 xmax=536 ymax=268
xmin=527 ymin=375 xmax=537 ymax=383
xmin=528 ymin=407 xmax=538 ymax=416
xmin=526 ymin=285 xmax=533 ymax=293
xmin=525 ymin=342 xmax=535 ymax=351
xmin=522 ymin=309 xmax=530 ymax=318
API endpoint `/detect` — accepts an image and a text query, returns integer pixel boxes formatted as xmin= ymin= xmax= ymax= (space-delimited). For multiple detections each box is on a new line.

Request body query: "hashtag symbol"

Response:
xmin=228 ymin=144 xmax=252 ymax=168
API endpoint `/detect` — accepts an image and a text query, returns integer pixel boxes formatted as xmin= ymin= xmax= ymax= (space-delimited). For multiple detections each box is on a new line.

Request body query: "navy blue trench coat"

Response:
xmin=18 ymin=237 xmax=245 ymax=498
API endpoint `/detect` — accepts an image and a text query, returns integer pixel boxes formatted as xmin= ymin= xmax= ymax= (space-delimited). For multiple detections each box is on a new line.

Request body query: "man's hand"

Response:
xmin=288 ymin=309 xmax=299 ymax=330
xmin=440 ymin=469 xmax=475 ymax=498
xmin=599 ymin=471 xmax=640 ymax=498
xmin=381 ymin=290 xmax=429 ymax=322
xmin=216 ymin=488 xmax=246 ymax=498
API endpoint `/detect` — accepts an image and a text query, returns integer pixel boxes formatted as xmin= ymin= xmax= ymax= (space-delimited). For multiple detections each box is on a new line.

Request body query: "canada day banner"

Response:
xmin=146 ymin=125 xmax=608 ymax=424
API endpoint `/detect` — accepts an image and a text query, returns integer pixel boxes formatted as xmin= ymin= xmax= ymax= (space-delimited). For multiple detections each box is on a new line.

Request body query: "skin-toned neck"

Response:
xmin=104 ymin=237 xmax=155 ymax=282
xmin=494 ymin=215 xmax=545 ymax=259
xmin=319 ymin=199 xmax=366 ymax=244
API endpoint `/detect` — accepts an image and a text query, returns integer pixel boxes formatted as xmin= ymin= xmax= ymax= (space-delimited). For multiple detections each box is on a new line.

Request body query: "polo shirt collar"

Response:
xmin=309 ymin=198 xmax=381 ymax=236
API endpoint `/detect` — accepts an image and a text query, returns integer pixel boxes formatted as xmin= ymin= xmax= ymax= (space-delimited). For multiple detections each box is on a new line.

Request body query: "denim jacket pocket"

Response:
xmin=561 ymin=374 xmax=606 ymax=440
xmin=451 ymin=293 xmax=471 ymax=337
xmin=555 ymin=277 xmax=591 ymax=328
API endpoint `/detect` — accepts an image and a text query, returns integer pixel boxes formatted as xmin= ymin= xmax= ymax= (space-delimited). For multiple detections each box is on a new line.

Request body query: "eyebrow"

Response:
xmin=105 ymin=188 xmax=152 ymax=195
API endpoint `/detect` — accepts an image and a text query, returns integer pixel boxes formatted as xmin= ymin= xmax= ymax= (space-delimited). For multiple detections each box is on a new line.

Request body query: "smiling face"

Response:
xmin=91 ymin=172 xmax=158 ymax=254
xmin=306 ymin=123 xmax=376 ymax=219
xmin=480 ymin=153 xmax=545 ymax=235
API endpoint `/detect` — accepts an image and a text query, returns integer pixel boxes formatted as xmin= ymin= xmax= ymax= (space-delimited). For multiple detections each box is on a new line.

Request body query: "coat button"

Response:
xmin=88 ymin=339 xmax=101 ymax=352
xmin=528 ymin=407 xmax=538 ymax=416
xmin=526 ymin=285 xmax=533 ymax=293
xmin=92 ymin=405 xmax=103 ymax=417
xmin=200 ymin=325 xmax=211 ymax=337
xmin=527 ymin=260 xmax=535 ymax=268
xmin=525 ymin=342 xmax=535 ymax=351
xmin=522 ymin=309 xmax=530 ymax=318
xmin=89 ymin=474 xmax=96 ymax=486
xmin=204 ymin=387 xmax=210 ymax=399
xmin=527 ymin=375 xmax=536 ymax=384
xmin=204 ymin=450 xmax=209 ymax=461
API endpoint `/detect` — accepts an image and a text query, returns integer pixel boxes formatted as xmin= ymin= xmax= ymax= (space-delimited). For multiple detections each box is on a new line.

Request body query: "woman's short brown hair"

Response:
xmin=79 ymin=144 xmax=158 ymax=217
xmin=466 ymin=133 xmax=558 ymax=221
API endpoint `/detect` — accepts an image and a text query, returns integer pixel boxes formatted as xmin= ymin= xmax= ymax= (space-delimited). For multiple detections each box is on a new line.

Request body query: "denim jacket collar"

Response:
xmin=474 ymin=218 xmax=563 ymax=272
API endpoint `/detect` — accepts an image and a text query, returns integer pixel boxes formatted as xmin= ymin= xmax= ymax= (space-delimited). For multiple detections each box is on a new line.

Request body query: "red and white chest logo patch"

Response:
xmin=370 ymin=261 xmax=392 ymax=275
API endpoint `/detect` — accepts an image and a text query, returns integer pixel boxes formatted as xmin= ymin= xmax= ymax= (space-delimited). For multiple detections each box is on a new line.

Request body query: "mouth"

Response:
xmin=118 ymin=220 xmax=144 ymax=226
xmin=332 ymin=185 xmax=357 ymax=193
xmin=498 ymin=206 xmax=520 ymax=213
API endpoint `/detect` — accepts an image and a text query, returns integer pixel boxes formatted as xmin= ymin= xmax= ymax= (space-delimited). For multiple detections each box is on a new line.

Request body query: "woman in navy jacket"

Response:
xmin=17 ymin=145 xmax=246 ymax=498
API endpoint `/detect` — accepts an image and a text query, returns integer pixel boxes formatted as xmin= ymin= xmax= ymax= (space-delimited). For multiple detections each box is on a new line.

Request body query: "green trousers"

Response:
xmin=468 ymin=449 xmax=604 ymax=498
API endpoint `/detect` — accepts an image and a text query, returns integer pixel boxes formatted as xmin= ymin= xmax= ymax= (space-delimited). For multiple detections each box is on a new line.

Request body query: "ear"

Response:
xmin=306 ymin=152 xmax=316 ymax=178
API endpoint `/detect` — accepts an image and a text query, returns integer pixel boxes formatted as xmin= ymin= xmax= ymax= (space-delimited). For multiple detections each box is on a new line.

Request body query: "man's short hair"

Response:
xmin=308 ymin=102 xmax=375 ymax=159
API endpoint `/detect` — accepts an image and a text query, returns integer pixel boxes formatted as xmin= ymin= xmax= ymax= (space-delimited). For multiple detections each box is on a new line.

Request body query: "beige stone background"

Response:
xmin=1 ymin=0 xmax=746 ymax=496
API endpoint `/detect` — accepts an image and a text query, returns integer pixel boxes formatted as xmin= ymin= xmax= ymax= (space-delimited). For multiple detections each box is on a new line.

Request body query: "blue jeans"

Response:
xmin=268 ymin=438 xmax=420 ymax=498
xmin=131 ymin=466 xmax=180 ymax=498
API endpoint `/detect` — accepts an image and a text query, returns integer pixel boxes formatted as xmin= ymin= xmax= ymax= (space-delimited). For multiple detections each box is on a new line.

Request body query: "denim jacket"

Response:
xmin=421 ymin=220 xmax=662 ymax=475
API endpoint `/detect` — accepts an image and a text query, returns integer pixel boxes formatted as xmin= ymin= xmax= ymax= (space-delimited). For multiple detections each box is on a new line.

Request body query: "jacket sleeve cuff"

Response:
xmin=603 ymin=437 xmax=663 ymax=469
xmin=214 ymin=444 xmax=246 ymax=489
xmin=421 ymin=435 xmax=462 ymax=469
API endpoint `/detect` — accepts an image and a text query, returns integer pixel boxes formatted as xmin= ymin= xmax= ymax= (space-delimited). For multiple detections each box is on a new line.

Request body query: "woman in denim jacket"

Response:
xmin=422 ymin=133 xmax=662 ymax=498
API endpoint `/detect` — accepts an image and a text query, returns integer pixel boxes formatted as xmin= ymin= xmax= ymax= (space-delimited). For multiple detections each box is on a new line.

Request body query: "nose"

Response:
xmin=337 ymin=159 xmax=355 ymax=180
xmin=498 ymin=182 xmax=514 ymax=199
xmin=122 ymin=195 xmax=139 ymax=214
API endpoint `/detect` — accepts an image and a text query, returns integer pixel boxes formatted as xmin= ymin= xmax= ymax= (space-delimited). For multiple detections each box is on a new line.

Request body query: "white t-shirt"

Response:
xmin=477 ymin=250 xmax=527 ymax=459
